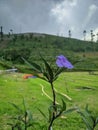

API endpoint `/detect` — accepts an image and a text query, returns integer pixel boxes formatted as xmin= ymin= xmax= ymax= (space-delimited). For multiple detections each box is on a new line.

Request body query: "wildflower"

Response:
xmin=56 ymin=55 xmax=74 ymax=69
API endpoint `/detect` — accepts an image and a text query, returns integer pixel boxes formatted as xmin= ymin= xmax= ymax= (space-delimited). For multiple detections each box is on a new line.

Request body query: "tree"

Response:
xmin=0 ymin=26 xmax=3 ymax=40
xmin=83 ymin=30 xmax=86 ymax=41
xmin=90 ymin=30 xmax=96 ymax=55
xmin=90 ymin=30 xmax=94 ymax=42
xmin=68 ymin=30 xmax=71 ymax=38
xmin=10 ymin=29 xmax=13 ymax=35
xmin=8 ymin=32 xmax=11 ymax=38
xmin=96 ymin=33 xmax=98 ymax=42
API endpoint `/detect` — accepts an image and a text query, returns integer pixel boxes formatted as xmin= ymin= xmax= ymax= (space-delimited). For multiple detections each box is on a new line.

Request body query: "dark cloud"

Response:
xmin=0 ymin=0 xmax=57 ymax=33
xmin=0 ymin=0 xmax=98 ymax=40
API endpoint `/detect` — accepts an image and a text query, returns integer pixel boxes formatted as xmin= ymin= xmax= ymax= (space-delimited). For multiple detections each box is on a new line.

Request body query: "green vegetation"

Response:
xmin=0 ymin=33 xmax=98 ymax=129
xmin=0 ymin=33 xmax=98 ymax=71
xmin=0 ymin=72 xmax=98 ymax=130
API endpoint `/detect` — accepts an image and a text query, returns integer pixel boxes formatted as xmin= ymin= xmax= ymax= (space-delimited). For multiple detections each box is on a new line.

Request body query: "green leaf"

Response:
xmin=43 ymin=71 xmax=49 ymax=81
xmin=26 ymin=110 xmax=33 ymax=122
xmin=26 ymin=110 xmax=35 ymax=127
xmin=41 ymin=56 xmax=54 ymax=82
xmin=48 ymin=107 xmax=52 ymax=122
xmin=84 ymin=107 xmax=95 ymax=128
xmin=77 ymin=109 xmax=93 ymax=130
xmin=38 ymin=108 xmax=48 ymax=121
xmin=7 ymin=123 xmax=13 ymax=126
xmin=82 ymin=116 xmax=92 ymax=130
xmin=22 ymin=98 xmax=26 ymax=112
xmin=21 ymin=57 xmax=42 ymax=73
xmin=63 ymin=108 xmax=77 ymax=115
xmin=62 ymin=99 xmax=66 ymax=111
xmin=9 ymin=102 xmax=22 ymax=113
xmin=95 ymin=117 xmax=98 ymax=125
xmin=48 ymin=105 xmax=55 ymax=122
xmin=54 ymin=68 xmax=64 ymax=78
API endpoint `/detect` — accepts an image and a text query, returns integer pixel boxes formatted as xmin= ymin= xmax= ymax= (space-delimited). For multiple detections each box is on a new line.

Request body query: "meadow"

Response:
xmin=0 ymin=33 xmax=98 ymax=129
xmin=0 ymin=71 xmax=98 ymax=130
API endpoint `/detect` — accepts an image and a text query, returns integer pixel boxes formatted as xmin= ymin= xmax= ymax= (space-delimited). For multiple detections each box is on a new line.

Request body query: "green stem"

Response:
xmin=51 ymin=82 xmax=56 ymax=106
xmin=48 ymin=82 xmax=56 ymax=130
xmin=24 ymin=111 xmax=27 ymax=130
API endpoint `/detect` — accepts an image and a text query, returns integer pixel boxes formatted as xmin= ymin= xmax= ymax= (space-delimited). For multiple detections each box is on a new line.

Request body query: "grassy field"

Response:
xmin=0 ymin=71 xmax=98 ymax=130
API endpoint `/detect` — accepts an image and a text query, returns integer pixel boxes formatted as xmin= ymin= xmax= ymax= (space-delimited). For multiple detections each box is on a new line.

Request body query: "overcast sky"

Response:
xmin=0 ymin=0 xmax=98 ymax=40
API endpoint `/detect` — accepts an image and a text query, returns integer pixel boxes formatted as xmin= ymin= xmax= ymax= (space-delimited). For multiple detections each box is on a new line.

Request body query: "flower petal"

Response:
xmin=56 ymin=55 xmax=74 ymax=69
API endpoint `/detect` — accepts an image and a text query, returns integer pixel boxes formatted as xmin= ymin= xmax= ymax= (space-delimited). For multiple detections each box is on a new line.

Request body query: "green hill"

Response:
xmin=0 ymin=32 xmax=98 ymax=71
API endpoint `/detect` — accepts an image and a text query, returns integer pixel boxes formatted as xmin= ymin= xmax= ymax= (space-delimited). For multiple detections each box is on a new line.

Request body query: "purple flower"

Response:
xmin=56 ymin=55 xmax=74 ymax=69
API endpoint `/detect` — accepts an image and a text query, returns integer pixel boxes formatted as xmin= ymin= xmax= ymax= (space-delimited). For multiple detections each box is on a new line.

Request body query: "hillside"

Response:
xmin=0 ymin=32 xmax=98 ymax=71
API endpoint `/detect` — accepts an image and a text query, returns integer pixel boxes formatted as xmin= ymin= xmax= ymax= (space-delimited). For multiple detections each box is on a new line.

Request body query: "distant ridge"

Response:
xmin=0 ymin=32 xmax=98 ymax=71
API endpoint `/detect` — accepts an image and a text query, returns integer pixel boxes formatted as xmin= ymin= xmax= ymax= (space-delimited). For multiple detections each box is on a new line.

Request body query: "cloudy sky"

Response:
xmin=0 ymin=0 xmax=98 ymax=40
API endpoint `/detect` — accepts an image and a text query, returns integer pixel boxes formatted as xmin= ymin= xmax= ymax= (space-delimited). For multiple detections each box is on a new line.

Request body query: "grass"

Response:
xmin=0 ymin=71 xmax=98 ymax=129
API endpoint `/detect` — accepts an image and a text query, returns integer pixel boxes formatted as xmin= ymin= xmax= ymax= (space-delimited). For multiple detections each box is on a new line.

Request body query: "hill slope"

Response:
xmin=0 ymin=32 xmax=98 ymax=71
